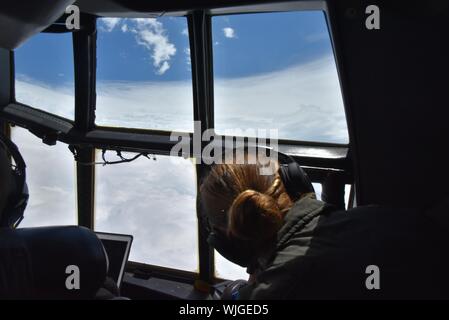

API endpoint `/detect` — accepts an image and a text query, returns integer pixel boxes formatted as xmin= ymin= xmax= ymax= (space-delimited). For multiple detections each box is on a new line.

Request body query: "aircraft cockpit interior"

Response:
xmin=1 ymin=0 xmax=449 ymax=302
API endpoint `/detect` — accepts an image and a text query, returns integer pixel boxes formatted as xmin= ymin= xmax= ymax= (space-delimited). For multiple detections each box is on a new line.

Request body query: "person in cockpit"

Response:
xmin=200 ymin=148 xmax=449 ymax=299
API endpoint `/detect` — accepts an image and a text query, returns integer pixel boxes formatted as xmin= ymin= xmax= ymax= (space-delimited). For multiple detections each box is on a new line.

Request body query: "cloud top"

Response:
xmin=223 ymin=27 xmax=236 ymax=38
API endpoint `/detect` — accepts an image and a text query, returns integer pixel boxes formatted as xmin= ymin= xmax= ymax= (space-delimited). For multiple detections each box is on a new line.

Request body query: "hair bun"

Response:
xmin=228 ymin=189 xmax=283 ymax=242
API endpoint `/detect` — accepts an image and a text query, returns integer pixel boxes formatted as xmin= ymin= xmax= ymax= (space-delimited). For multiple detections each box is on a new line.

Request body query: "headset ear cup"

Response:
xmin=278 ymin=158 xmax=314 ymax=201
xmin=3 ymin=179 xmax=28 ymax=228
xmin=0 ymin=133 xmax=28 ymax=228
xmin=289 ymin=162 xmax=314 ymax=194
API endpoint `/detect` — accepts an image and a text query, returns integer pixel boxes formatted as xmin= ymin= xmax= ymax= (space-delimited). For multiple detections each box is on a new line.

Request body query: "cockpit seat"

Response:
xmin=0 ymin=225 xmax=108 ymax=299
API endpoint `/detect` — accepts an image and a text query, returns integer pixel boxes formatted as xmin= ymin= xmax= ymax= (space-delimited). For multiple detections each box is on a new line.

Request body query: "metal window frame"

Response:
xmin=73 ymin=14 xmax=97 ymax=229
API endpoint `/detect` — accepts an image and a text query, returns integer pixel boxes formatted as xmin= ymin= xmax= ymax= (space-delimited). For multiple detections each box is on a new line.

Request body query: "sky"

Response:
xmin=12 ymin=11 xmax=348 ymax=280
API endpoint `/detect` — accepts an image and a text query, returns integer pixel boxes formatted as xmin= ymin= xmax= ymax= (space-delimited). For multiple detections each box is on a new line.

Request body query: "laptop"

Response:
xmin=95 ymin=231 xmax=133 ymax=289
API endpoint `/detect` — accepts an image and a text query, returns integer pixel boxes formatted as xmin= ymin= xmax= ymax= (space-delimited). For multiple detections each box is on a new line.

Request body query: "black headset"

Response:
xmin=0 ymin=133 xmax=29 ymax=228
xmin=200 ymin=146 xmax=314 ymax=269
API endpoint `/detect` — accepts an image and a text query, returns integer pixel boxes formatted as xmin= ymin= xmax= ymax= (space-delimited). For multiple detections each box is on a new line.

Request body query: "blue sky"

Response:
xmin=15 ymin=32 xmax=74 ymax=85
xmin=212 ymin=11 xmax=333 ymax=78
xmin=15 ymin=11 xmax=333 ymax=82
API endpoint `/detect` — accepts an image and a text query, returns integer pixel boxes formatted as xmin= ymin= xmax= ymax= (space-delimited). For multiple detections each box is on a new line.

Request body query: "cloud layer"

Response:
xmin=11 ymin=128 xmax=77 ymax=227
xmin=95 ymin=153 xmax=199 ymax=271
xmin=213 ymin=57 xmax=348 ymax=143
xmin=94 ymin=55 xmax=348 ymax=143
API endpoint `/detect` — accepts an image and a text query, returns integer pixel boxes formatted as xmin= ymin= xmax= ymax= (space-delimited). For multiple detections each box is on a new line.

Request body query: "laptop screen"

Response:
xmin=95 ymin=232 xmax=133 ymax=288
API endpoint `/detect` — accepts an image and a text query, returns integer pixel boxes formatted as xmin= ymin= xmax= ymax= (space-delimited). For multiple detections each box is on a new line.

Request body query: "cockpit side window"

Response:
xmin=10 ymin=126 xmax=77 ymax=227
xmin=211 ymin=11 xmax=348 ymax=144
xmin=95 ymin=17 xmax=194 ymax=132
xmin=94 ymin=151 xmax=199 ymax=272
xmin=14 ymin=32 xmax=75 ymax=120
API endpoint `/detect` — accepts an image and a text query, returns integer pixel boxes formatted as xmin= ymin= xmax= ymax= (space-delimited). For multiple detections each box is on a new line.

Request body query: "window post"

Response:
xmin=73 ymin=14 xmax=96 ymax=229
xmin=189 ymin=10 xmax=215 ymax=285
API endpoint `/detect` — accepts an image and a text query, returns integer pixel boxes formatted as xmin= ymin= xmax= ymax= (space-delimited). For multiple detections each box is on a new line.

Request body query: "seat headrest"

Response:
xmin=0 ymin=226 xmax=107 ymax=299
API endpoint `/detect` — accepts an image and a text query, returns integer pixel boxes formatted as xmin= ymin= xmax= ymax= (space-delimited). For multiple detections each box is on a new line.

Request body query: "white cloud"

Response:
xmin=223 ymin=27 xmax=236 ymax=38
xmin=14 ymin=55 xmax=347 ymax=280
xmin=99 ymin=18 xmax=177 ymax=75
xmin=156 ymin=61 xmax=170 ymax=75
xmin=136 ymin=29 xmax=176 ymax=69
xmin=101 ymin=17 xmax=122 ymax=32
xmin=181 ymin=28 xmax=188 ymax=36
xmin=130 ymin=18 xmax=176 ymax=75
